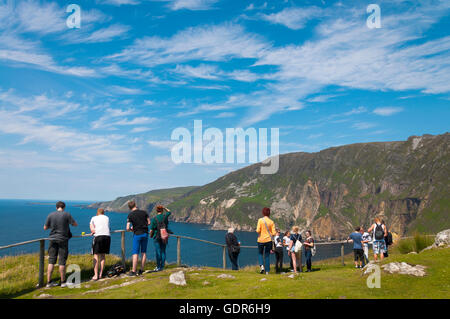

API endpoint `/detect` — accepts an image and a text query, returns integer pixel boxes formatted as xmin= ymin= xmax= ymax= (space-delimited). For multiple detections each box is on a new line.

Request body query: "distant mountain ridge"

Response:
xmin=87 ymin=186 xmax=199 ymax=213
xmin=90 ymin=133 xmax=449 ymax=240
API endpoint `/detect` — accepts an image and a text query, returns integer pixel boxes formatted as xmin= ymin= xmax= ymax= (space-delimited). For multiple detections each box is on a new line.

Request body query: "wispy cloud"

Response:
xmin=260 ymin=6 xmax=323 ymax=30
xmin=373 ymin=107 xmax=404 ymax=116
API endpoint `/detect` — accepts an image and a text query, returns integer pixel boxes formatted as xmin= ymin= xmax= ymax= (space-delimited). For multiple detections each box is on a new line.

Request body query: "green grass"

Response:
xmin=396 ymin=234 xmax=435 ymax=254
xmin=2 ymin=244 xmax=449 ymax=299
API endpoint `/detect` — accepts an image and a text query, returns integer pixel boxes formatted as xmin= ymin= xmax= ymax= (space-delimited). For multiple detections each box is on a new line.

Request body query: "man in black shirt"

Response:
xmin=43 ymin=201 xmax=78 ymax=287
xmin=126 ymin=201 xmax=150 ymax=276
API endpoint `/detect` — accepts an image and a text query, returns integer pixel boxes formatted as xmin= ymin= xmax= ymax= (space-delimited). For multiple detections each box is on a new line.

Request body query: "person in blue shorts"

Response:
xmin=126 ymin=201 xmax=150 ymax=276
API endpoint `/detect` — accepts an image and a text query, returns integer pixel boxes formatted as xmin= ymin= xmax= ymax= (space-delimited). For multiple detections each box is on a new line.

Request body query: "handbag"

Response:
xmin=262 ymin=218 xmax=276 ymax=252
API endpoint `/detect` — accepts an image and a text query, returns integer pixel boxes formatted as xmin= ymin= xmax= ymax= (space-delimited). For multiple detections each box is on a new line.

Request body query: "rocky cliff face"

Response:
xmin=168 ymin=133 xmax=450 ymax=239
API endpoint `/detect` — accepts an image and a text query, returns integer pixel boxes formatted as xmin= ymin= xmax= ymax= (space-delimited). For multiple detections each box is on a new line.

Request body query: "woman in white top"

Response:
xmin=283 ymin=231 xmax=293 ymax=271
xmin=90 ymin=208 xmax=111 ymax=280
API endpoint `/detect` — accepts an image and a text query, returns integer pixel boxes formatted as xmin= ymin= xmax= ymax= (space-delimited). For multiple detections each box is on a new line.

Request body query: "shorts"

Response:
xmin=373 ymin=240 xmax=386 ymax=255
xmin=92 ymin=235 xmax=111 ymax=254
xmin=48 ymin=240 xmax=69 ymax=266
xmin=132 ymin=233 xmax=148 ymax=255
xmin=353 ymin=249 xmax=364 ymax=262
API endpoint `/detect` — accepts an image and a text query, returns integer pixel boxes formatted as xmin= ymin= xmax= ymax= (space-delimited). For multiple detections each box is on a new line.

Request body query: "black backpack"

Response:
xmin=107 ymin=263 xmax=125 ymax=278
xmin=386 ymin=232 xmax=393 ymax=245
xmin=374 ymin=224 xmax=385 ymax=240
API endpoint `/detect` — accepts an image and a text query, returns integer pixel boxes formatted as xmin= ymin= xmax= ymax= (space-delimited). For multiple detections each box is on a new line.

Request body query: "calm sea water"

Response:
xmin=0 ymin=199 xmax=353 ymax=269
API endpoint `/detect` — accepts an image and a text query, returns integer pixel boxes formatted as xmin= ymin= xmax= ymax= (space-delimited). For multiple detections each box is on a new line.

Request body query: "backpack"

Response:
xmin=294 ymin=234 xmax=302 ymax=253
xmin=374 ymin=224 xmax=385 ymax=240
xmin=156 ymin=214 xmax=169 ymax=244
xmin=107 ymin=263 xmax=124 ymax=278
xmin=386 ymin=232 xmax=393 ymax=245
xmin=308 ymin=238 xmax=316 ymax=256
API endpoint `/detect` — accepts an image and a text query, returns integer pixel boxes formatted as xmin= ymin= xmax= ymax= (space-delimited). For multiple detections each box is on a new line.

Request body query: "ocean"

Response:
xmin=0 ymin=199 xmax=353 ymax=269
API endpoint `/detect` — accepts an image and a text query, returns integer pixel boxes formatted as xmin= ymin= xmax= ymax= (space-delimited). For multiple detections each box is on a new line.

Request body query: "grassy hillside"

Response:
xmin=2 ymin=241 xmax=449 ymax=299
xmin=167 ymin=133 xmax=450 ymax=239
xmin=88 ymin=186 xmax=199 ymax=213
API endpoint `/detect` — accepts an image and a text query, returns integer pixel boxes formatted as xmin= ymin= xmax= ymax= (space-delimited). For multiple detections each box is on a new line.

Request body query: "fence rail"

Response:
xmin=1 ymin=229 xmax=426 ymax=288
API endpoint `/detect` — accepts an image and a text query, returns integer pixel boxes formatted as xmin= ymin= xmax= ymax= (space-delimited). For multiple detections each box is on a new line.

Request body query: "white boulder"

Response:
xmin=169 ymin=271 xmax=187 ymax=286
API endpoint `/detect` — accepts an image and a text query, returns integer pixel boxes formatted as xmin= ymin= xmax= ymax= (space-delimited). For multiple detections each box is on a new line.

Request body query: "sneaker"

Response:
xmin=137 ymin=270 xmax=143 ymax=276
xmin=60 ymin=281 xmax=67 ymax=288
xmin=46 ymin=281 xmax=59 ymax=288
xmin=259 ymin=265 xmax=265 ymax=274
xmin=265 ymin=272 xmax=269 ymax=275
xmin=153 ymin=267 xmax=159 ymax=272
xmin=127 ymin=271 xmax=137 ymax=277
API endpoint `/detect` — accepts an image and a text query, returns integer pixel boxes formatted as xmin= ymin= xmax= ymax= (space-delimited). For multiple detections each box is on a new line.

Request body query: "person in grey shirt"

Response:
xmin=44 ymin=201 xmax=77 ymax=287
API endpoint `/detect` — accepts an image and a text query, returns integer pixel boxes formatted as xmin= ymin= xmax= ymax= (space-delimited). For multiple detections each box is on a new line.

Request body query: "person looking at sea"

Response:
xmin=43 ymin=201 xmax=78 ymax=288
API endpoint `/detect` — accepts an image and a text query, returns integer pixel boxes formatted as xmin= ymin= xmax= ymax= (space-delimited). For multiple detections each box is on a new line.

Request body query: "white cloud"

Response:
xmin=260 ymin=7 xmax=323 ymax=30
xmin=373 ymin=107 xmax=404 ymax=116
xmin=68 ymin=24 xmax=130 ymax=44
xmin=352 ymin=122 xmax=377 ymax=130
xmin=148 ymin=140 xmax=177 ymax=149
xmin=97 ymin=0 xmax=141 ymax=6
xmin=107 ymin=23 xmax=269 ymax=66
xmin=167 ymin=0 xmax=219 ymax=11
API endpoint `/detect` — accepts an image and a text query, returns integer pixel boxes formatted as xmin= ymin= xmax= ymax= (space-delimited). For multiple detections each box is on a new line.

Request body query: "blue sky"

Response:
xmin=0 ymin=0 xmax=449 ymax=201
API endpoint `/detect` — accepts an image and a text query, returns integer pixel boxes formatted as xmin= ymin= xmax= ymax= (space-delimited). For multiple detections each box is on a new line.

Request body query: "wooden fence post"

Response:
xmin=38 ymin=239 xmax=45 ymax=288
xmin=222 ymin=246 xmax=226 ymax=270
xmin=121 ymin=231 xmax=126 ymax=269
xmin=341 ymin=243 xmax=345 ymax=266
xmin=177 ymin=236 xmax=181 ymax=266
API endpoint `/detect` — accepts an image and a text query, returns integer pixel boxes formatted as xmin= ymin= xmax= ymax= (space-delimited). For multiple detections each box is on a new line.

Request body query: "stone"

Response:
xmin=169 ymin=271 xmax=187 ymax=286
xmin=435 ymin=229 xmax=450 ymax=247
xmin=423 ymin=229 xmax=450 ymax=251
xmin=36 ymin=293 xmax=52 ymax=299
xmin=362 ymin=263 xmax=379 ymax=276
xmin=217 ymin=274 xmax=235 ymax=279
xmin=288 ymin=274 xmax=295 ymax=278
xmin=260 ymin=278 xmax=267 ymax=282
xmin=382 ymin=262 xmax=426 ymax=277
xmin=202 ymin=281 xmax=210 ymax=286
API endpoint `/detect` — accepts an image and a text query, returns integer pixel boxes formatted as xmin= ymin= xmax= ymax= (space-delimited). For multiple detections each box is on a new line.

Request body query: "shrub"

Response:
xmin=396 ymin=233 xmax=435 ymax=254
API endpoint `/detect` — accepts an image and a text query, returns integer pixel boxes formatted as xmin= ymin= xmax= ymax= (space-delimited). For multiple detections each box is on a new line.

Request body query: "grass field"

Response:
xmin=1 ymin=241 xmax=449 ymax=299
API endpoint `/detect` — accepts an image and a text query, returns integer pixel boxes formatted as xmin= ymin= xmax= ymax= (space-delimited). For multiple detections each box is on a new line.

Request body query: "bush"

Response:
xmin=396 ymin=233 xmax=435 ymax=254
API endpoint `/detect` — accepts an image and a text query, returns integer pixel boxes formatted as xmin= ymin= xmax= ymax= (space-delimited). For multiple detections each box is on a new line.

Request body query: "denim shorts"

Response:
xmin=132 ymin=233 xmax=148 ymax=255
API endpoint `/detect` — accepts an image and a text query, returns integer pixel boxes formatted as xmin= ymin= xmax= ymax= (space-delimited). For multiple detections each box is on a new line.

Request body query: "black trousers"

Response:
xmin=275 ymin=247 xmax=284 ymax=272
xmin=228 ymin=250 xmax=239 ymax=270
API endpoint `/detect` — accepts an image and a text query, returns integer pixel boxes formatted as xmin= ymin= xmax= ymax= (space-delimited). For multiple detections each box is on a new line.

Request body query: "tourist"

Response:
xmin=288 ymin=226 xmax=303 ymax=274
xmin=348 ymin=226 xmax=364 ymax=268
xmin=89 ymin=208 xmax=111 ymax=281
xmin=256 ymin=207 xmax=276 ymax=274
xmin=149 ymin=205 xmax=171 ymax=272
xmin=348 ymin=227 xmax=364 ymax=268
xmin=225 ymin=228 xmax=240 ymax=270
xmin=126 ymin=201 xmax=150 ymax=276
xmin=303 ymin=230 xmax=315 ymax=272
xmin=283 ymin=230 xmax=293 ymax=271
xmin=382 ymin=219 xmax=390 ymax=258
xmin=361 ymin=226 xmax=371 ymax=266
xmin=274 ymin=229 xmax=284 ymax=273
xmin=367 ymin=217 xmax=387 ymax=262
xmin=43 ymin=201 xmax=78 ymax=288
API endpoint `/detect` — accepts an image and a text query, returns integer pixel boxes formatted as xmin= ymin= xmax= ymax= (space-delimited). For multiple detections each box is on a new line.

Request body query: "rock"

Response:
xmin=202 ymin=281 xmax=210 ymax=286
xmin=217 ymin=274 xmax=235 ymax=279
xmin=288 ymin=274 xmax=295 ymax=278
xmin=408 ymin=252 xmax=418 ymax=254
xmin=36 ymin=293 xmax=52 ymax=299
xmin=169 ymin=271 xmax=187 ymax=286
xmin=382 ymin=262 xmax=426 ymax=277
xmin=260 ymin=278 xmax=267 ymax=282
xmin=423 ymin=229 xmax=450 ymax=251
xmin=435 ymin=229 xmax=450 ymax=247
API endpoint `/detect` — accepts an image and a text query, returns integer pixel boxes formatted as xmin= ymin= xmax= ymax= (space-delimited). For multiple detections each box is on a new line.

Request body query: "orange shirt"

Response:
xmin=256 ymin=217 xmax=276 ymax=243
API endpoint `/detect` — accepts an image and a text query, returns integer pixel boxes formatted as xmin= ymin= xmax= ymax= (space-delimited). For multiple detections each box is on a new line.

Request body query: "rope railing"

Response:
xmin=1 ymin=229 xmax=429 ymax=289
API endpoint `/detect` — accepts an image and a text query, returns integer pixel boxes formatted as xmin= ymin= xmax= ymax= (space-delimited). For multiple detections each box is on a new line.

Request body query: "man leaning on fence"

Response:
xmin=43 ymin=201 xmax=78 ymax=288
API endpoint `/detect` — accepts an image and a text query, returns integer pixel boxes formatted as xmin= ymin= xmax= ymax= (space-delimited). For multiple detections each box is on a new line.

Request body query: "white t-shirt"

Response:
xmin=90 ymin=215 xmax=110 ymax=237
xmin=274 ymin=235 xmax=283 ymax=248
xmin=283 ymin=236 xmax=291 ymax=251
